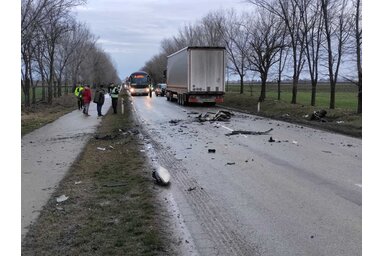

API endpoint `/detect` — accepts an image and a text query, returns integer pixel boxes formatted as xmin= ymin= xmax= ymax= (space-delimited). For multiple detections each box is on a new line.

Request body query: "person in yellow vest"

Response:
xmin=110 ymin=83 xmax=119 ymax=114
xmin=74 ymin=84 xmax=84 ymax=110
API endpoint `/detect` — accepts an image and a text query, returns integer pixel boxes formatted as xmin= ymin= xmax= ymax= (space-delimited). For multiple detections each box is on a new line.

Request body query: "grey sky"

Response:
xmin=74 ymin=0 xmax=252 ymax=79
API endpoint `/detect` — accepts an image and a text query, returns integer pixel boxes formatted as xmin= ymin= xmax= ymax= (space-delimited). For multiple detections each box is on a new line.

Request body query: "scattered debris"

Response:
xmin=56 ymin=195 xmax=69 ymax=203
xmin=336 ymin=120 xmax=345 ymax=124
xmin=225 ymin=128 xmax=273 ymax=136
xmin=97 ymin=147 xmax=106 ymax=151
xmin=226 ymin=162 xmax=236 ymax=165
xmin=268 ymin=137 xmax=276 ymax=143
xmin=109 ymin=145 xmax=115 ymax=149
xmin=169 ymin=119 xmax=182 ymax=125
xmin=152 ymin=166 xmax=171 ymax=186
xmin=187 ymin=187 xmax=196 ymax=191
xmin=74 ymin=181 xmax=82 ymax=185
xmin=322 ymin=150 xmax=332 ymax=154
xmin=208 ymin=149 xmax=216 ymax=153
xmin=94 ymin=134 xmax=117 ymax=140
xmin=282 ymin=113 xmax=290 ymax=118
xmin=292 ymin=140 xmax=298 ymax=145
xmin=196 ymin=110 xmax=233 ymax=122
xmin=310 ymin=110 xmax=327 ymax=122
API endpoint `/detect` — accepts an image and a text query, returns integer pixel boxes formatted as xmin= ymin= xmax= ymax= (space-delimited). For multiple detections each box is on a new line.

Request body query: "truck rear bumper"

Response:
xmin=188 ymin=94 xmax=224 ymax=103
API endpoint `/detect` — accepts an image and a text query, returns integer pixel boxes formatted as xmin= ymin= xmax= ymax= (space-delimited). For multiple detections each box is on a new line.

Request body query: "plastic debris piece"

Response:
xmin=97 ymin=147 xmax=106 ymax=151
xmin=56 ymin=195 xmax=69 ymax=203
xmin=226 ymin=128 xmax=273 ymax=136
xmin=74 ymin=181 xmax=82 ymax=185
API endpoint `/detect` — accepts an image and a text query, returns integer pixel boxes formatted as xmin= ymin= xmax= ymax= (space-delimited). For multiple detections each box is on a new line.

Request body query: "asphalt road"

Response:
xmin=132 ymin=94 xmax=362 ymax=256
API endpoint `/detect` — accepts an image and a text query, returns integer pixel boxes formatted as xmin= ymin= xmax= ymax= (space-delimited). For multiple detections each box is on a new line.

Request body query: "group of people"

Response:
xmin=74 ymin=83 xmax=120 ymax=117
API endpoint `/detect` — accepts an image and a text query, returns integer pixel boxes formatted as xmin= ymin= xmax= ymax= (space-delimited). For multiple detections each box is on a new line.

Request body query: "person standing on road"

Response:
xmin=110 ymin=84 xmax=119 ymax=114
xmin=82 ymin=84 xmax=92 ymax=116
xmin=94 ymin=85 xmax=105 ymax=117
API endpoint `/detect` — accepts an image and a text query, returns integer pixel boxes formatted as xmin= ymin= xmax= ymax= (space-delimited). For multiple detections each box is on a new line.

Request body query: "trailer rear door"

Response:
xmin=190 ymin=49 xmax=224 ymax=92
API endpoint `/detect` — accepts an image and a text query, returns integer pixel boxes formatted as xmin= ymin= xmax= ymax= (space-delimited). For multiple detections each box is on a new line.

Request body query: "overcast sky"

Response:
xmin=74 ymin=0 xmax=252 ymax=79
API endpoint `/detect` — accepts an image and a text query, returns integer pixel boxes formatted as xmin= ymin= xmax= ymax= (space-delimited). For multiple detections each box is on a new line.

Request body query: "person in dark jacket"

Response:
xmin=94 ymin=85 xmax=105 ymax=117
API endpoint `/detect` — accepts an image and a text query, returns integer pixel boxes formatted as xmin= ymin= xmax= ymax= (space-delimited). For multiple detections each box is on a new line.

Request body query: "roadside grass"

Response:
xmin=21 ymin=94 xmax=77 ymax=136
xmin=21 ymin=96 xmax=175 ymax=256
xmin=221 ymin=83 xmax=361 ymax=137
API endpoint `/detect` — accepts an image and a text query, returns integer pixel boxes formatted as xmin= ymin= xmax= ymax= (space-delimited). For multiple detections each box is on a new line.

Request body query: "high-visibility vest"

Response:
xmin=74 ymin=87 xmax=80 ymax=97
xmin=111 ymin=87 xmax=119 ymax=98
xmin=78 ymin=87 xmax=84 ymax=98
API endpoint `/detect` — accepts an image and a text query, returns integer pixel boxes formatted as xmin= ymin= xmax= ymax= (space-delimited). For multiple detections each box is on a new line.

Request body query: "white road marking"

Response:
xmin=220 ymin=125 xmax=233 ymax=132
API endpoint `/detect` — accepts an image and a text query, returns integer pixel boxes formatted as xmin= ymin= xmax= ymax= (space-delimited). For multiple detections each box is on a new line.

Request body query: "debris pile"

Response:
xmin=310 ymin=110 xmax=327 ymax=122
xmin=196 ymin=110 xmax=233 ymax=122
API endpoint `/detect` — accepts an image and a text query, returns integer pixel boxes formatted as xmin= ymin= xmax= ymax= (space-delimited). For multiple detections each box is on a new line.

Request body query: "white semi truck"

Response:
xmin=165 ymin=46 xmax=225 ymax=105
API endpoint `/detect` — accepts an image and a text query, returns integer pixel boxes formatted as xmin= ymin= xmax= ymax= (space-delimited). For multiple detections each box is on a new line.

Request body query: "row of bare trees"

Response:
xmin=142 ymin=0 xmax=361 ymax=113
xmin=21 ymin=0 xmax=120 ymax=107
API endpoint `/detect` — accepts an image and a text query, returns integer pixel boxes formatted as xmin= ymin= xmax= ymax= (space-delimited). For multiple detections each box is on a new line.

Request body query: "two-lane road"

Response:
xmin=131 ymin=95 xmax=361 ymax=256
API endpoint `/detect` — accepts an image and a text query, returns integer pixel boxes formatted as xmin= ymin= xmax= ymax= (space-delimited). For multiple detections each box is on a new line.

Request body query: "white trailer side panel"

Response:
xmin=166 ymin=48 xmax=188 ymax=94
xmin=190 ymin=49 xmax=225 ymax=93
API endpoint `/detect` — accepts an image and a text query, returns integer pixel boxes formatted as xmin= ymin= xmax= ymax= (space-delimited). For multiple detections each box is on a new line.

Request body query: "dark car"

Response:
xmin=155 ymin=83 xmax=167 ymax=97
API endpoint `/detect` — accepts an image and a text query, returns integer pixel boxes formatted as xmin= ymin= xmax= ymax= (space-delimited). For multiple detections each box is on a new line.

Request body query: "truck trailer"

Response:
xmin=165 ymin=46 xmax=225 ymax=105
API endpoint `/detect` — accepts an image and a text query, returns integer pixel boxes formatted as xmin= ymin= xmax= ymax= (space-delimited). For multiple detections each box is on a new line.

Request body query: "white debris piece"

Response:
xmin=56 ymin=195 xmax=69 ymax=203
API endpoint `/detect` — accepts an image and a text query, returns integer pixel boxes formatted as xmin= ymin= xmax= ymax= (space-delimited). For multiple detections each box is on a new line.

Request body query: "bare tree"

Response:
xmin=199 ymin=11 xmax=226 ymax=46
xmin=249 ymin=0 xmax=307 ymax=104
xmin=21 ymin=0 xmax=48 ymax=106
xmin=301 ymin=0 xmax=324 ymax=106
xmin=246 ymin=10 xmax=286 ymax=102
xmin=142 ymin=53 xmax=167 ymax=85
xmin=276 ymin=37 xmax=289 ymax=100
xmin=321 ymin=0 xmax=352 ymax=109
xmin=220 ymin=9 xmax=251 ymax=94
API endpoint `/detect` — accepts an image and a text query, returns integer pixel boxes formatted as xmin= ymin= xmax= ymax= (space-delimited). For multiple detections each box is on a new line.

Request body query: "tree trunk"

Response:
xmin=240 ymin=75 xmax=244 ymax=94
xmin=259 ymin=76 xmax=267 ymax=102
xmin=329 ymin=80 xmax=336 ymax=109
xmin=291 ymin=77 xmax=298 ymax=104
xmin=23 ymin=79 xmax=30 ymax=107
xmin=357 ymin=82 xmax=362 ymax=114
xmin=41 ymin=81 xmax=46 ymax=102
xmin=311 ymin=81 xmax=317 ymax=106
xmin=32 ymin=86 xmax=36 ymax=104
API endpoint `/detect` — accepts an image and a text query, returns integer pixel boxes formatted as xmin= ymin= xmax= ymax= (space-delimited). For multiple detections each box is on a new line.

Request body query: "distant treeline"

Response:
xmin=141 ymin=0 xmax=361 ymax=113
xmin=21 ymin=0 xmax=121 ymax=107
